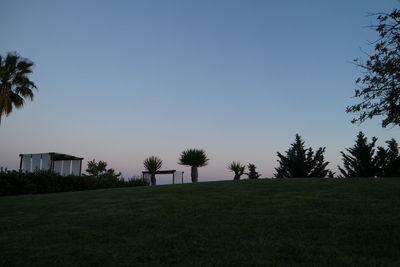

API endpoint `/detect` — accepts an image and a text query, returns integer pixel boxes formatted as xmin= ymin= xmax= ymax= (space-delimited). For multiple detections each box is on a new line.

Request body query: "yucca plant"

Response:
xmin=178 ymin=149 xmax=209 ymax=183
xmin=227 ymin=161 xmax=246 ymax=180
xmin=0 ymin=52 xmax=37 ymax=125
xmin=143 ymin=156 xmax=163 ymax=186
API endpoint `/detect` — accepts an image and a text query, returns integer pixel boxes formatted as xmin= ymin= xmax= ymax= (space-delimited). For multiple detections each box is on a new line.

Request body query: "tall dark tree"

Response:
xmin=347 ymin=9 xmax=400 ymax=127
xmin=275 ymin=134 xmax=331 ymax=178
xmin=0 ymin=52 xmax=37 ymax=125
xmin=178 ymin=149 xmax=209 ymax=183
xmin=375 ymin=139 xmax=400 ymax=177
xmin=338 ymin=132 xmax=378 ymax=177
xmin=246 ymin=163 xmax=261 ymax=179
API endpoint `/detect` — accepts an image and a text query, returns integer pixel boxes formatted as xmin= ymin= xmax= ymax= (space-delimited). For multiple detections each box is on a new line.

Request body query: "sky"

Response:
xmin=1 ymin=0 xmax=399 ymax=183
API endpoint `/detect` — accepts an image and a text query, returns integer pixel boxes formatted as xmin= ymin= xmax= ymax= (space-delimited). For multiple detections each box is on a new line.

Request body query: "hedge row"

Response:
xmin=0 ymin=170 xmax=149 ymax=196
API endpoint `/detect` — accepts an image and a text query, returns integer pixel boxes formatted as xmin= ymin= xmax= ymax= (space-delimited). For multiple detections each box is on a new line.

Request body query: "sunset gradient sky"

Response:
xmin=1 ymin=0 xmax=399 ymax=182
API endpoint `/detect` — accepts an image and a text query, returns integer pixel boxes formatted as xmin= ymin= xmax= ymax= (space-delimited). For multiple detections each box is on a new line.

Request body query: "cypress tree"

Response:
xmin=338 ymin=132 xmax=378 ymax=177
xmin=275 ymin=134 xmax=331 ymax=178
xmin=246 ymin=164 xmax=261 ymax=179
xmin=375 ymin=139 xmax=400 ymax=177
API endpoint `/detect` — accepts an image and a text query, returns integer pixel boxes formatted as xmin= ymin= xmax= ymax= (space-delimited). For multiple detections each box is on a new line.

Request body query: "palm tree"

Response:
xmin=0 ymin=52 xmax=37 ymax=125
xmin=178 ymin=149 xmax=209 ymax=183
xmin=227 ymin=161 xmax=246 ymax=180
xmin=143 ymin=156 xmax=163 ymax=186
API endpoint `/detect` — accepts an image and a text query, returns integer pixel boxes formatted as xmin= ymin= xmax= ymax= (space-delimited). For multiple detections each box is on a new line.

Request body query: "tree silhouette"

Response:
xmin=275 ymin=134 xmax=331 ymax=178
xmin=178 ymin=149 xmax=209 ymax=183
xmin=227 ymin=161 xmax=246 ymax=180
xmin=375 ymin=139 xmax=400 ymax=177
xmin=338 ymin=132 xmax=378 ymax=177
xmin=246 ymin=164 xmax=261 ymax=179
xmin=339 ymin=132 xmax=400 ymax=177
xmin=0 ymin=52 xmax=37 ymax=125
xmin=86 ymin=159 xmax=121 ymax=177
xmin=347 ymin=9 xmax=400 ymax=127
xmin=143 ymin=156 xmax=163 ymax=186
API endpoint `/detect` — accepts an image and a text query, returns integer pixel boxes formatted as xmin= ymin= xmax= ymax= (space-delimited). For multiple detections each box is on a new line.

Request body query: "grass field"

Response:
xmin=1 ymin=178 xmax=400 ymax=266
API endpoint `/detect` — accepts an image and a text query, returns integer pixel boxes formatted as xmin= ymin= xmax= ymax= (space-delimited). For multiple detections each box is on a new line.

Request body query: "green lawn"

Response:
xmin=1 ymin=178 xmax=400 ymax=266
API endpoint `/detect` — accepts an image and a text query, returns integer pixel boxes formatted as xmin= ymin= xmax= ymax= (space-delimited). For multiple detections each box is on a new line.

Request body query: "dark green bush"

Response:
xmin=0 ymin=170 xmax=148 ymax=196
xmin=126 ymin=176 xmax=150 ymax=187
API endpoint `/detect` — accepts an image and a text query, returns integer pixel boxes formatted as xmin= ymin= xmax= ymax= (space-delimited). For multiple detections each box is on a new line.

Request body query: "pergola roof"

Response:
xmin=19 ymin=152 xmax=83 ymax=161
xmin=142 ymin=170 xmax=182 ymax=174
xmin=50 ymin=153 xmax=83 ymax=161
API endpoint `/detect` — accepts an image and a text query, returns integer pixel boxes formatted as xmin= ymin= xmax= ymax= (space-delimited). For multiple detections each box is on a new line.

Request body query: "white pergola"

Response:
xmin=19 ymin=152 xmax=84 ymax=175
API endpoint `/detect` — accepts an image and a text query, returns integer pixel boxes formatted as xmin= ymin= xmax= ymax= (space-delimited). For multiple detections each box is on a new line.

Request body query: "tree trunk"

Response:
xmin=151 ymin=173 xmax=156 ymax=186
xmin=234 ymin=174 xmax=241 ymax=180
xmin=1 ymin=84 xmax=7 ymax=126
xmin=191 ymin=166 xmax=198 ymax=183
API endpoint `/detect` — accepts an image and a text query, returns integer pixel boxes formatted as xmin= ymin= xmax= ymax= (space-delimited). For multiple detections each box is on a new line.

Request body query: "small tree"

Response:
xmin=86 ymin=159 xmax=121 ymax=177
xmin=338 ymin=132 xmax=378 ymax=177
xmin=178 ymin=149 xmax=209 ymax=183
xmin=347 ymin=9 xmax=400 ymax=127
xmin=246 ymin=164 xmax=261 ymax=179
xmin=275 ymin=134 xmax=331 ymax=178
xmin=143 ymin=156 xmax=163 ymax=186
xmin=227 ymin=161 xmax=246 ymax=180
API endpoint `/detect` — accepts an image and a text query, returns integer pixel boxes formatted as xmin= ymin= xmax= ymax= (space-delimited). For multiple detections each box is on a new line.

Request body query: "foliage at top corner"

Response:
xmin=347 ymin=9 xmax=400 ymax=128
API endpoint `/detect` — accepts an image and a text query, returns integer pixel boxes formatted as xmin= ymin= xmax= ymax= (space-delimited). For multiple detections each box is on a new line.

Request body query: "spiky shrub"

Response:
xmin=178 ymin=149 xmax=209 ymax=183
xmin=227 ymin=161 xmax=246 ymax=180
xmin=0 ymin=52 xmax=37 ymax=125
xmin=143 ymin=156 xmax=163 ymax=186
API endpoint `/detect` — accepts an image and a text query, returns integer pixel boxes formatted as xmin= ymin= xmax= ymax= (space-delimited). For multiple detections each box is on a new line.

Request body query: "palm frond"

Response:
xmin=17 ymin=60 xmax=34 ymax=72
xmin=15 ymin=86 xmax=34 ymax=100
xmin=9 ymin=92 xmax=24 ymax=108
xmin=5 ymin=53 xmax=18 ymax=72
xmin=0 ymin=52 xmax=36 ymax=121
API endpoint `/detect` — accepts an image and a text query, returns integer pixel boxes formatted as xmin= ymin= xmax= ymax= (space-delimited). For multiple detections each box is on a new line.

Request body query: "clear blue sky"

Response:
xmin=1 ymin=0 xmax=399 ymax=182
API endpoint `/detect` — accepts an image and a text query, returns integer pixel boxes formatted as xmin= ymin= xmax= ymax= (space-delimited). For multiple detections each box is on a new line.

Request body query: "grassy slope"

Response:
xmin=1 ymin=178 xmax=400 ymax=266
